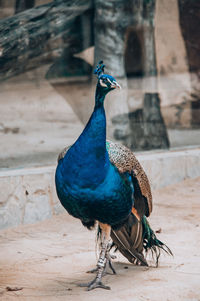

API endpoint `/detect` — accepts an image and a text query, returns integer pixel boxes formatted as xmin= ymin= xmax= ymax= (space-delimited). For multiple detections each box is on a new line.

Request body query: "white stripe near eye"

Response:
xmin=100 ymin=79 xmax=107 ymax=87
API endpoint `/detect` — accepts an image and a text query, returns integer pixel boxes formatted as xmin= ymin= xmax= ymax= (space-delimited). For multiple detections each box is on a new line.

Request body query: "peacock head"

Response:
xmin=94 ymin=61 xmax=121 ymax=94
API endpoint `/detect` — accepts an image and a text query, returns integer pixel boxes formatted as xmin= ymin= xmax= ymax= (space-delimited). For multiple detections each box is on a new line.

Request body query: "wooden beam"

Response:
xmin=0 ymin=0 xmax=92 ymax=81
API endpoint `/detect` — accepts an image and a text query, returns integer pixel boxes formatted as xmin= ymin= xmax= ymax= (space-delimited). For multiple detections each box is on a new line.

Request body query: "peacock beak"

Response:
xmin=112 ymin=81 xmax=121 ymax=89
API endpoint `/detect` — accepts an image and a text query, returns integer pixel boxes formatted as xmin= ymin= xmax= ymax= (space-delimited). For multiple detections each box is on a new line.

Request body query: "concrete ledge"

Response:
xmin=138 ymin=148 xmax=200 ymax=189
xmin=1 ymin=148 xmax=200 ymax=230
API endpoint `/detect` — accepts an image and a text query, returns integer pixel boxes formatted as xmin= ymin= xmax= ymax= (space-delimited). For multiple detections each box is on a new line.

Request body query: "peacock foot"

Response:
xmin=78 ymin=277 xmax=111 ymax=291
xmin=79 ymin=223 xmax=113 ymax=290
xmin=79 ymin=246 xmax=114 ymax=290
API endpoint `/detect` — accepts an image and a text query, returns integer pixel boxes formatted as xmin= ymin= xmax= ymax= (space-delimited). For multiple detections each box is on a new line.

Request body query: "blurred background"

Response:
xmin=1 ymin=2 xmax=200 ymax=297
xmin=0 ymin=0 xmax=200 ymax=170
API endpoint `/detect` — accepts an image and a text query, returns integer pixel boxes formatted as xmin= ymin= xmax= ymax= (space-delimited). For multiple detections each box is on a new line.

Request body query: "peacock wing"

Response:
xmin=106 ymin=140 xmax=152 ymax=217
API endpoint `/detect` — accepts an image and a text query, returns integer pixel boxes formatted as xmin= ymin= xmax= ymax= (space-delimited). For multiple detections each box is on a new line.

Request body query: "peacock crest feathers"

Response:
xmin=94 ymin=60 xmax=105 ymax=77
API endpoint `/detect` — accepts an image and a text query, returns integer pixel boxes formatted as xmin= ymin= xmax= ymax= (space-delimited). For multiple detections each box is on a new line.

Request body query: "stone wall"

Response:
xmin=0 ymin=167 xmax=64 ymax=229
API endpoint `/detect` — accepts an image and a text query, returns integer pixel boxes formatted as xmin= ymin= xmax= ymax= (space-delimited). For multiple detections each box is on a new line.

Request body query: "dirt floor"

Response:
xmin=0 ymin=177 xmax=200 ymax=301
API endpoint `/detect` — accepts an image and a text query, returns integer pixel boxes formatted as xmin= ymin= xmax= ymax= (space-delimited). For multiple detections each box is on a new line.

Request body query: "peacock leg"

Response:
xmin=87 ymin=244 xmax=116 ymax=275
xmin=86 ymin=257 xmax=116 ymax=276
xmin=79 ymin=223 xmax=112 ymax=290
xmin=106 ymin=251 xmax=116 ymax=274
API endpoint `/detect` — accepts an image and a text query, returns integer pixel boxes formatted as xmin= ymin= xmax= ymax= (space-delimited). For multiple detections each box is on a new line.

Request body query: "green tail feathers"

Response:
xmin=142 ymin=216 xmax=173 ymax=266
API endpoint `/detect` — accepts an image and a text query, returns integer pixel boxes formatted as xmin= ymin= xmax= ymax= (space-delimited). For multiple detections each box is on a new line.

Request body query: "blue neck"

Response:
xmin=62 ymin=85 xmax=109 ymax=187
xmin=94 ymin=84 xmax=107 ymax=107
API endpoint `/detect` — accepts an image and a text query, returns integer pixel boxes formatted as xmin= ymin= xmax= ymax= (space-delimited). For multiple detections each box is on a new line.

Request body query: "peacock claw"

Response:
xmin=78 ymin=279 xmax=110 ymax=291
xmin=87 ymin=281 xmax=111 ymax=291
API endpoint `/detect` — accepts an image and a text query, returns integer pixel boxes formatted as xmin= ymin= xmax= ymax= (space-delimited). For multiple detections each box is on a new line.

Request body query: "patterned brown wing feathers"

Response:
xmin=106 ymin=140 xmax=152 ymax=216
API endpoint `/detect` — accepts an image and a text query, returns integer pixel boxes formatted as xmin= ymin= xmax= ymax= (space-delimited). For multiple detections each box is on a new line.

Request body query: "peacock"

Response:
xmin=55 ymin=61 xmax=172 ymax=291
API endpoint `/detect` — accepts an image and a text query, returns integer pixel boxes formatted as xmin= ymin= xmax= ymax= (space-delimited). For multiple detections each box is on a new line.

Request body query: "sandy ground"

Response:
xmin=0 ymin=177 xmax=200 ymax=301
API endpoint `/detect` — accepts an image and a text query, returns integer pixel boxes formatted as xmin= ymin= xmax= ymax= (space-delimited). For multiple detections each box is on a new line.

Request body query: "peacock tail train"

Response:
xmin=96 ymin=214 xmax=173 ymax=267
xmin=142 ymin=216 xmax=173 ymax=266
